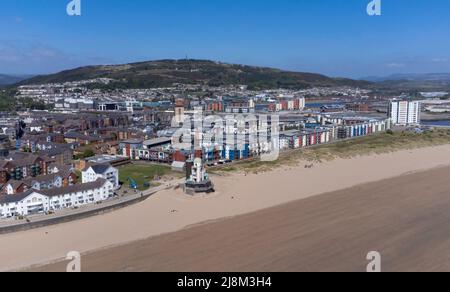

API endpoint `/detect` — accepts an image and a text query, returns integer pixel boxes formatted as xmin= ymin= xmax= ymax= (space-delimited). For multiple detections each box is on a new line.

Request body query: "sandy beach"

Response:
xmin=34 ymin=164 xmax=450 ymax=272
xmin=4 ymin=144 xmax=450 ymax=271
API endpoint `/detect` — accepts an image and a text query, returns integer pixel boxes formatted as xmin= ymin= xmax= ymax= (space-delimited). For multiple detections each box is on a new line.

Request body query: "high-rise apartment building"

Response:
xmin=389 ymin=100 xmax=421 ymax=125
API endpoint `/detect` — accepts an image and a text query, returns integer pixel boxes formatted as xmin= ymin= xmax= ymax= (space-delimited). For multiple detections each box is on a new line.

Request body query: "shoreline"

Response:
xmin=4 ymin=144 xmax=450 ymax=271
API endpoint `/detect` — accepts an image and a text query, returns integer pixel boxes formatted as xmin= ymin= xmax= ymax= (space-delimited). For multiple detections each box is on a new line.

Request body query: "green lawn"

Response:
xmin=118 ymin=164 xmax=171 ymax=191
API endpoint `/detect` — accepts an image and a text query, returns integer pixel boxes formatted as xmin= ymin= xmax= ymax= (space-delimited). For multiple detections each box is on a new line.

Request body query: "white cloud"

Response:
xmin=432 ymin=58 xmax=449 ymax=63
xmin=386 ymin=62 xmax=405 ymax=68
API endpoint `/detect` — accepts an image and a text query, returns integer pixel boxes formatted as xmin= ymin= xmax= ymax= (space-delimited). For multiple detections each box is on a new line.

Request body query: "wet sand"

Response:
xmin=3 ymin=144 xmax=450 ymax=271
xmin=33 ymin=165 xmax=450 ymax=272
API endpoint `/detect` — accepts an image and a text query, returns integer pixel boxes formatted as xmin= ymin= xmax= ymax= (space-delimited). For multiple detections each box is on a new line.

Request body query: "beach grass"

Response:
xmin=118 ymin=164 xmax=171 ymax=190
xmin=218 ymin=129 xmax=450 ymax=173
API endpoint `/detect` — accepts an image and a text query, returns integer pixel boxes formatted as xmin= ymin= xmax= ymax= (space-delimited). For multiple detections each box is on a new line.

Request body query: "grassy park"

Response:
xmin=118 ymin=164 xmax=172 ymax=191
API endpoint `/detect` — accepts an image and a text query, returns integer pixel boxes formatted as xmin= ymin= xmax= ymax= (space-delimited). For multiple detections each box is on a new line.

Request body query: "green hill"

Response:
xmin=20 ymin=59 xmax=371 ymax=90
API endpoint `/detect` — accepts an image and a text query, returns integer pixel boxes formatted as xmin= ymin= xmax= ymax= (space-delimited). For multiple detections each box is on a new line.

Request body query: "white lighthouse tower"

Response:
xmin=184 ymin=158 xmax=215 ymax=195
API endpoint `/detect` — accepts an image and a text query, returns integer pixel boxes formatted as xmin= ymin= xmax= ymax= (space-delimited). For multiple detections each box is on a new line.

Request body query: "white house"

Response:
xmin=0 ymin=178 xmax=114 ymax=219
xmin=82 ymin=164 xmax=119 ymax=189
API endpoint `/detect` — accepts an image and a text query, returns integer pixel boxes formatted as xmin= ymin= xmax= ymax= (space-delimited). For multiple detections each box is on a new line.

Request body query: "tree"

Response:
xmin=82 ymin=148 xmax=95 ymax=158
xmin=0 ymin=89 xmax=16 ymax=111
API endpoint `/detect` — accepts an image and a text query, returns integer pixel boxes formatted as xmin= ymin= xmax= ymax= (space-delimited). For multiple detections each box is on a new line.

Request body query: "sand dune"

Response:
xmin=4 ymin=144 xmax=450 ymax=271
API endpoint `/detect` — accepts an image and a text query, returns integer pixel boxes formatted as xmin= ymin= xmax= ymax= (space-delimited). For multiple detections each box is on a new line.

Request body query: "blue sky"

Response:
xmin=1 ymin=0 xmax=450 ymax=78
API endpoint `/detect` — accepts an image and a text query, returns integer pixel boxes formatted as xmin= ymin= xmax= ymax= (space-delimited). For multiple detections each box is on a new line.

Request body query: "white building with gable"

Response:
xmin=82 ymin=164 xmax=119 ymax=189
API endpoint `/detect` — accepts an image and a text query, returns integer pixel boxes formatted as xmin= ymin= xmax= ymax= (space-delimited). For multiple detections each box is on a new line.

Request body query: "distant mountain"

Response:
xmin=361 ymin=73 xmax=450 ymax=91
xmin=362 ymin=73 xmax=450 ymax=82
xmin=0 ymin=74 xmax=33 ymax=86
xmin=19 ymin=59 xmax=371 ymax=90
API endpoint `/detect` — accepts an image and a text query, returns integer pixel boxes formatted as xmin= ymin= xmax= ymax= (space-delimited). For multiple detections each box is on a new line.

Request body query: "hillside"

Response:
xmin=0 ymin=88 xmax=49 ymax=111
xmin=0 ymin=74 xmax=32 ymax=86
xmin=362 ymin=73 xmax=450 ymax=91
xmin=363 ymin=73 xmax=450 ymax=82
xmin=0 ymin=88 xmax=17 ymax=111
xmin=20 ymin=59 xmax=371 ymax=90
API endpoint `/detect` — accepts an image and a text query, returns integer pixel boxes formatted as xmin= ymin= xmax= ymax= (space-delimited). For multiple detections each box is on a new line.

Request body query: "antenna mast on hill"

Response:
xmin=186 ymin=54 xmax=192 ymax=72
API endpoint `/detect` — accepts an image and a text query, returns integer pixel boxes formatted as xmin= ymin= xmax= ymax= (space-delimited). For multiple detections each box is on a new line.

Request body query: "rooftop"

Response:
xmin=143 ymin=137 xmax=172 ymax=147
xmin=0 ymin=179 xmax=109 ymax=205
xmin=120 ymin=139 xmax=143 ymax=144
xmin=89 ymin=164 xmax=112 ymax=174
xmin=87 ymin=155 xmax=127 ymax=164
xmin=38 ymin=178 xmax=108 ymax=198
